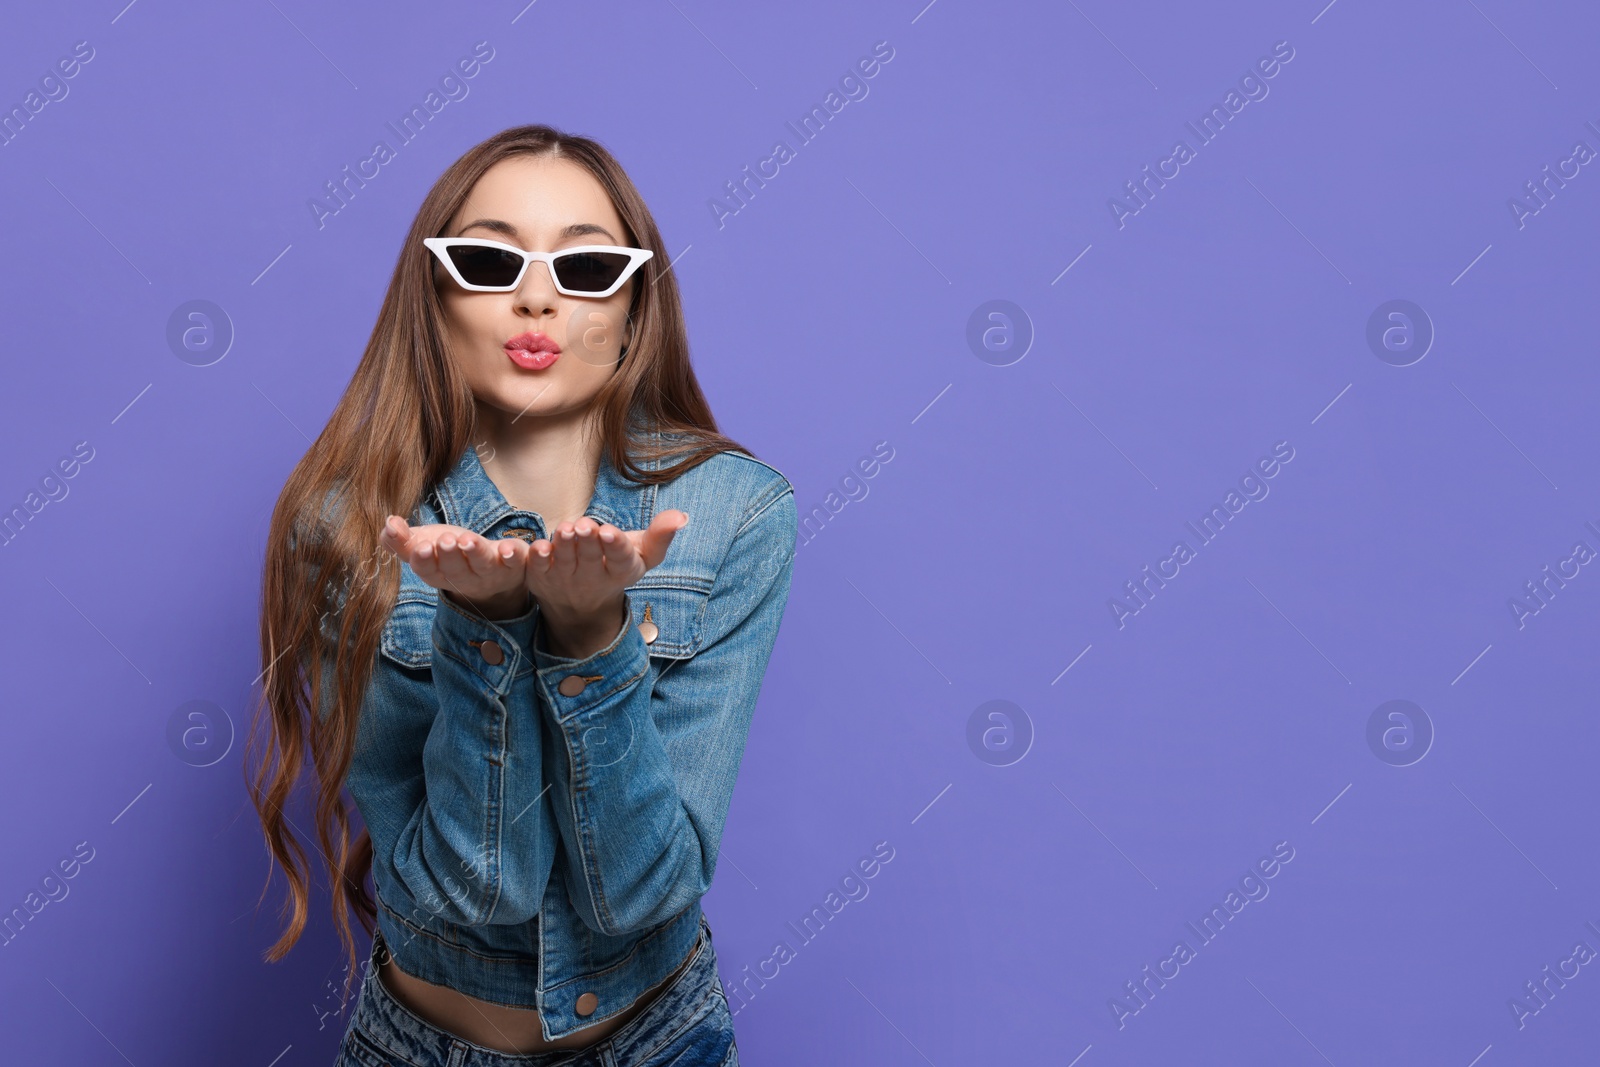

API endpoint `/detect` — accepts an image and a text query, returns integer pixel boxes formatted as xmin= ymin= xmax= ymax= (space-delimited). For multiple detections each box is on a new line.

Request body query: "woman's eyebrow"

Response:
xmin=457 ymin=219 xmax=620 ymax=243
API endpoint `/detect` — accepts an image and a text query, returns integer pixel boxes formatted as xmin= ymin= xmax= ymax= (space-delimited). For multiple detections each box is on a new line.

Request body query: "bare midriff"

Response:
xmin=377 ymin=944 xmax=696 ymax=1055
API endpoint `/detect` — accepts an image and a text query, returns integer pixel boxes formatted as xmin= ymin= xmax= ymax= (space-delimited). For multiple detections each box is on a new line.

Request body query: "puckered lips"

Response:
xmin=504 ymin=331 xmax=561 ymax=370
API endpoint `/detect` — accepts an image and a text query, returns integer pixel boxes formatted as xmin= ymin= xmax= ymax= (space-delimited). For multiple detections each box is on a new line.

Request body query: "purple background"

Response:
xmin=2 ymin=1 xmax=1597 ymax=1063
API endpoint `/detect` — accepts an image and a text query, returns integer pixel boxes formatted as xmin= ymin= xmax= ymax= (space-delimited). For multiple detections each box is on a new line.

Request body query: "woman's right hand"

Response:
xmin=379 ymin=515 xmax=532 ymax=618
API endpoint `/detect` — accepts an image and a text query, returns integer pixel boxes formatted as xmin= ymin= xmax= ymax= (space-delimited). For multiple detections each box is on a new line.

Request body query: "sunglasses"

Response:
xmin=423 ymin=237 xmax=654 ymax=297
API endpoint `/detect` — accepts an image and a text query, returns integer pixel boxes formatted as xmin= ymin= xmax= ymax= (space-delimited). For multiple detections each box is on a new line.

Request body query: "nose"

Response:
xmin=512 ymin=257 xmax=559 ymax=317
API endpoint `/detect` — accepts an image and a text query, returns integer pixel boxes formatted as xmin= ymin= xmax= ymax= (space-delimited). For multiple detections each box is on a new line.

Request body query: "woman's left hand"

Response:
xmin=528 ymin=511 xmax=689 ymax=658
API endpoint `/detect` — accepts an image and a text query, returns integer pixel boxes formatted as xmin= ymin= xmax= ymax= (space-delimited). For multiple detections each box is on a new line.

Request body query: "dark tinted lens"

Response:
xmin=552 ymin=251 xmax=633 ymax=294
xmin=445 ymin=244 xmax=525 ymax=288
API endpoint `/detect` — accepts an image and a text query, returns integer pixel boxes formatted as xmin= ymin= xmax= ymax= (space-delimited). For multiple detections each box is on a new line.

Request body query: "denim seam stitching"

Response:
xmin=544 ymin=656 xmax=649 ymax=727
xmin=378 ymin=896 xmax=536 ymax=968
xmin=481 ymin=688 xmax=507 ymax=923
xmin=629 ymin=938 xmax=717 ymax=1063
xmin=350 ymin=1020 xmax=420 ymax=1067
xmin=731 ymin=484 xmax=793 ymax=541
xmin=436 ymin=645 xmax=511 ymax=696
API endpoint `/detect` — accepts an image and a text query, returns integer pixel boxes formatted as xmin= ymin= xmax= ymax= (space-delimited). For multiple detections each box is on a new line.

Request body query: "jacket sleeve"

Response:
xmin=328 ymin=590 xmax=559 ymax=927
xmin=531 ymin=486 xmax=797 ymax=936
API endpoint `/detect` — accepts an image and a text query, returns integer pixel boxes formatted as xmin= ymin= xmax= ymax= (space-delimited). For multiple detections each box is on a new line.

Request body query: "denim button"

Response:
xmin=559 ymin=674 xmax=588 ymax=696
xmin=478 ymin=640 xmax=504 ymax=665
xmin=575 ymin=991 xmax=598 ymax=1016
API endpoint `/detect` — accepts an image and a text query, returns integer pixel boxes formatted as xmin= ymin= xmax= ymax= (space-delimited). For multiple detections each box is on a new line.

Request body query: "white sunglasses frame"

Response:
xmin=422 ymin=237 xmax=654 ymax=297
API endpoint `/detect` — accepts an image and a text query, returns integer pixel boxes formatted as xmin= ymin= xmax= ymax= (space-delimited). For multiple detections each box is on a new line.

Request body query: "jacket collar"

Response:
xmin=430 ymin=426 xmax=661 ymax=537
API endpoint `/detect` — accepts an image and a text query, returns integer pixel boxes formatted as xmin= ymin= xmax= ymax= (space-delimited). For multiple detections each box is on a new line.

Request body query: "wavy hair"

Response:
xmin=244 ymin=124 xmax=746 ymax=1003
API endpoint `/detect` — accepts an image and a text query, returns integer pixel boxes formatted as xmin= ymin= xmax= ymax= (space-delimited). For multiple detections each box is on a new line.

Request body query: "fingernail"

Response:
xmin=600 ymin=530 xmax=614 ymax=543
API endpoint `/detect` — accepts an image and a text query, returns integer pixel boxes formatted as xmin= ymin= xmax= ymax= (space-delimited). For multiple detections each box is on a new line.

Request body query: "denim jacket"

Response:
xmin=322 ymin=429 xmax=796 ymax=1040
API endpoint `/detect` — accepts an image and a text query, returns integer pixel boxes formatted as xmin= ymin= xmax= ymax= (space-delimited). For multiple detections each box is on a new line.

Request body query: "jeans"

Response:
xmin=335 ymin=916 xmax=739 ymax=1067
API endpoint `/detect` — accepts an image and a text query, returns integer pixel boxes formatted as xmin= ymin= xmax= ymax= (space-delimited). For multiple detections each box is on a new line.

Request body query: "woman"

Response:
xmin=246 ymin=124 xmax=797 ymax=1067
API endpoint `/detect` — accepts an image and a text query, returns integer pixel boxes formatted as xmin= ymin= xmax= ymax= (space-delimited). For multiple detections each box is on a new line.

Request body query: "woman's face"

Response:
xmin=435 ymin=154 xmax=639 ymax=427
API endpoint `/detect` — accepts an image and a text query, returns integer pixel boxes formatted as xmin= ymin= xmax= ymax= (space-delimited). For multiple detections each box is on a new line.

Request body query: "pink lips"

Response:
xmin=504 ymin=331 xmax=561 ymax=371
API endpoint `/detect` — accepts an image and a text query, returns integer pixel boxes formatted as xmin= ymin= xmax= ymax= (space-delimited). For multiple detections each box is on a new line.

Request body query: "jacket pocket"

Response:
xmin=628 ymin=578 xmax=711 ymax=661
xmin=379 ymin=566 xmax=438 ymax=671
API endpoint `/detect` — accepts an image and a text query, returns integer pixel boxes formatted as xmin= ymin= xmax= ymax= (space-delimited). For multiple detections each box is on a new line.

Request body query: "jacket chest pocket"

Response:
xmin=380 ymin=567 xmax=438 ymax=671
xmin=628 ymin=581 xmax=710 ymax=661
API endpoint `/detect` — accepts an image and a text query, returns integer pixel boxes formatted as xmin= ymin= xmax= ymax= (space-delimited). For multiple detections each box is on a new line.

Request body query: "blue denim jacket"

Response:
xmin=327 ymin=429 xmax=796 ymax=1040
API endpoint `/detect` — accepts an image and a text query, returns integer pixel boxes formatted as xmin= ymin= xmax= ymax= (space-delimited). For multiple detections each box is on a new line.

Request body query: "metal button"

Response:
xmin=575 ymin=991 xmax=598 ymax=1016
xmin=478 ymin=640 xmax=504 ymax=665
xmin=559 ymin=674 xmax=589 ymax=697
xmin=638 ymin=620 xmax=658 ymax=644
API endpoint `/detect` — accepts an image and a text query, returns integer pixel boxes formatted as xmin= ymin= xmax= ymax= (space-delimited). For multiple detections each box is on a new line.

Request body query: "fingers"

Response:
xmin=437 ymin=529 xmax=526 ymax=592
xmin=380 ymin=515 xmax=412 ymax=555
xmin=637 ymin=510 xmax=689 ymax=571
xmin=429 ymin=530 xmax=474 ymax=593
xmin=544 ymin=522 xmax=575 ymax=575
xmin=531 ymin=518 xmax=626 ymax=583
xmin=545 ymin=518 xmax=603 ymax=573
xmin=481 ymin=533 xmax=529 ymax=580
xmin=527 ymin=534 xmax=554 ymax=580
xmin=407 ymin=533 xmax=446 ymax=587
xmin=457 ymin=530 xmax=525 ymax=575
xmin=573 ymin=517 xmax=608 ymax=569
xmin=594 ymin=520 xmax=632 ymax=572
xmin=384 ymin=519 xmax=529 ymax=593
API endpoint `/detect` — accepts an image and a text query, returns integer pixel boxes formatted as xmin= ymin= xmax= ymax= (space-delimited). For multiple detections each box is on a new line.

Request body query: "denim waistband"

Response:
xmin=346 ymin=914 xmax=720 ymax=1066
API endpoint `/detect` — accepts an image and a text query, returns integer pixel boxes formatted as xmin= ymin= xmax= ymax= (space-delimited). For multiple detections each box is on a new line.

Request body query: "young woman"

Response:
xmin=246 ymin=124 xmax=797 ymax=1067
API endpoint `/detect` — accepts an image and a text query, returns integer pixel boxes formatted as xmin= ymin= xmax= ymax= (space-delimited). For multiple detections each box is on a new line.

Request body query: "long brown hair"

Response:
xmin=244 ymin=124 xmax=747 ymax=1000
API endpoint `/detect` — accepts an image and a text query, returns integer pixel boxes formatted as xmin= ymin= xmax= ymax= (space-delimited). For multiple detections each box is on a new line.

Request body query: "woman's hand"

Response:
xmin=379 ymin=515 xmax=532 ymax=619
xmin=528 ymin=511 xmax=689 ymax=659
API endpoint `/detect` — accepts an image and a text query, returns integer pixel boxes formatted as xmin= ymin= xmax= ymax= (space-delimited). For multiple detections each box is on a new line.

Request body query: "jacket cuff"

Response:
xmin=532 ymin=593 xmax=650 ymax=723
xmin=434 ymin=588 xmax=538 ymax=693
